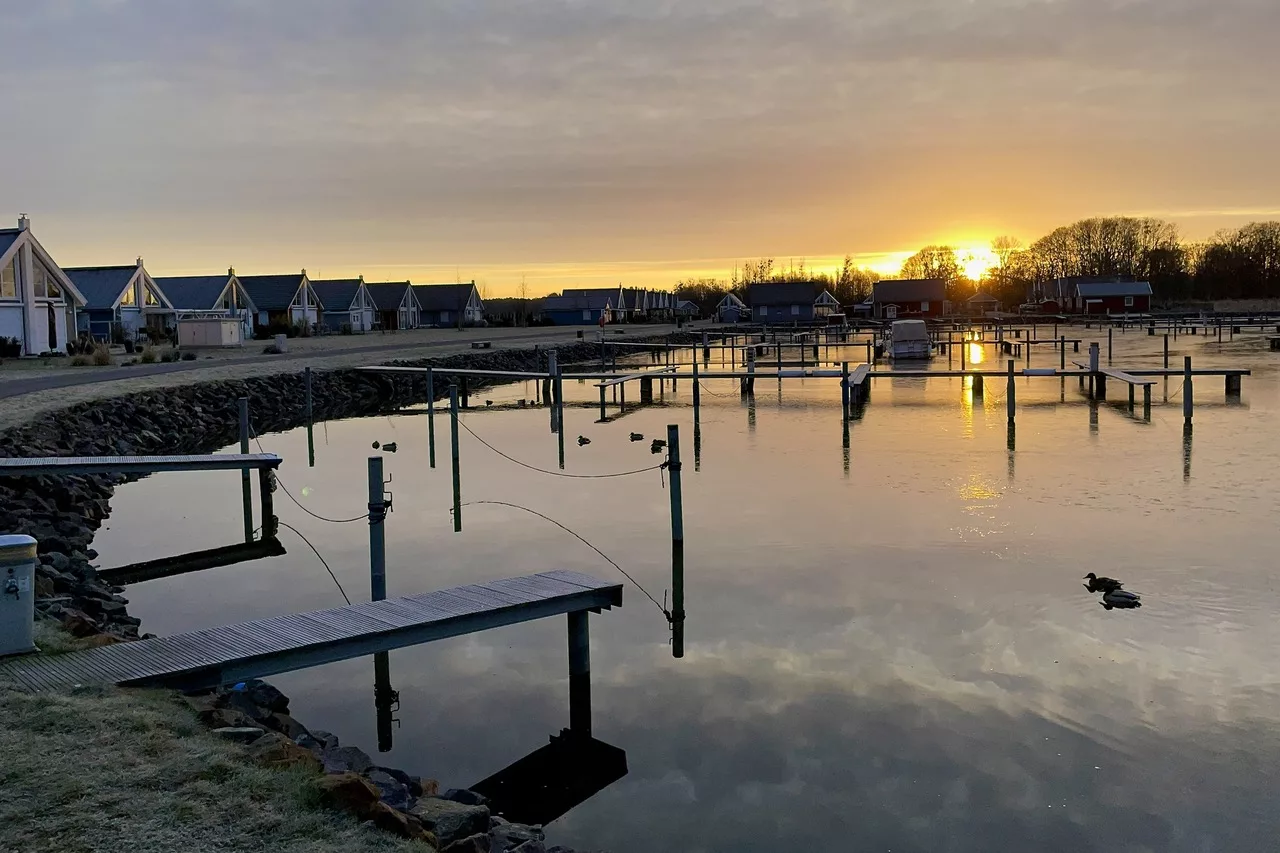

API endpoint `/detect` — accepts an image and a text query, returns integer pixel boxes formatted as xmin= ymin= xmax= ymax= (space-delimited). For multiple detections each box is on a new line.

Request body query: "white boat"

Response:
xmin=886 ymin=319 xmax=933 ymax=360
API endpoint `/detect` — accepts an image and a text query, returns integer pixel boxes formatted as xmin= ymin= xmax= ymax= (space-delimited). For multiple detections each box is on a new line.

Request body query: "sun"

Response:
xmin=955 ymin=246 xmax=998 ymax=281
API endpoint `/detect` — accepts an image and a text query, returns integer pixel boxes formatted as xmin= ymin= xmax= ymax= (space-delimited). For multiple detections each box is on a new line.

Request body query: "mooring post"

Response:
xmin=426 ymin=368 xmax=437 ymax=469
xmin=702 ymin=330 xmax=710 ymax=361
xmin=1107 ymin=327 xmax=1113 ymax=364
xmin=258 ymin=466 xmax=277 ymax=540
xmin=692 ymin=356 xmax=701 ymax=415
xmin=1006 ymin=360 xmax=1016 ymax=423
xmin=1143 ymin=383 xmax=1152 ymax=420
xmin=1059 ymin=335 xmax=1066 ymax=370
xmin=568 ymin=610 xmax=591 ymax=736
xmin=747 ymin=348 xmax=756 ymax=395
xmin=667 ymin=423 xmax=685 ymax=659
xmin=238 ymin=397 xmax=253 ymax=542
xmin=449 ymin=385 xmax=462 ymax=531
xmin=841 ymin=361 xmax=850 ymax=421
xmin=373 ymin=651 xmax=396 ymax=753
xmin=556 ymin=363 xmax=566 ymax=470
xmin=598 ymin=383 xmax=607 ymax=422
xmin=973 ymin=372 xmax=984 ymax=400
xmin=368 ymin=456 xmax=386 ymax=601
xmin=1163 ymin=334 xmax=1170 ymax=369
xmin=1183 ymin=355 xmax=1193 ymax=428
xmin=304 ymin=366 xmax=315 ymax=467
xmin=460 ymin=376 xmax=469 ymax=410
xmin=547 ymin=351 xmax=559 ymax=433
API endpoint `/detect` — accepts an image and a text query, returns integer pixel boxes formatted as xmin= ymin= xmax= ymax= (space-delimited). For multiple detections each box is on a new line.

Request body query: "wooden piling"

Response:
xmin=305 ymin=366 xmax=315 ymax=468
xmin=692 ymin=357 xmax=701 ymax=414
xmin=1183 ymin=356 xmax=1193 ymax=427
xmin=426 ymin=368 xmax=436 ymax=469
xmin=238 ymin=398 xmax=253 ymax=543
xmin=547 ymin=351 xmax=559 ymax=434
xmin=666 ymin=424 xmax=685 ymax=659
xmin=368 ymin=456 xmax=387 ymax=601
xmin=568 ymin=611 xmax=591 ymax=735
xmin=841 ymin=362 xmax=850 ymax=421
xmin=449 ymin=385 xmax=462 ymax=532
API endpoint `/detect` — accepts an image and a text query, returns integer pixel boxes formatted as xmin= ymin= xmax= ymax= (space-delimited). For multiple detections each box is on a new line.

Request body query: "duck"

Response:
xmin=484 ymin=400 xmax=494 ymax=407
xmin=1100 ymin=589 xmax=1142 ymax=610
xmin=380 ymin=441 xmax=398 ymax=453
xmin=577 ymin=435 xmax=591 ymax=446
xmin=1083 ymin=573 xmax=1124 ymax=594
xmin=650 ymin=439 xmax=667 ymax=454
xmin=629 ymin=432 xmax=645 ymax=442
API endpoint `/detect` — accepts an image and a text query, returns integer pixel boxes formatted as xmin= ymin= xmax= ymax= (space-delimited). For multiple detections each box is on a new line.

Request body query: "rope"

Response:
xmin=250 ymin=424 xmax=367 ymax=523
xmin=459 ymin=500 xmax=671 ymax=621
xmin=277 ymin=520 xmax=352 ymax=605
xmin=456 ymin=417 xmax=668 ymax=479
xmin=696 ymin=380 xmax=735 ymax=398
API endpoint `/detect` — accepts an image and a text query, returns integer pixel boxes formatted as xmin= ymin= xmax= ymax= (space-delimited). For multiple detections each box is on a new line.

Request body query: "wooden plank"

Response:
xmin=0 ymin=454 xmax=281 ymax=476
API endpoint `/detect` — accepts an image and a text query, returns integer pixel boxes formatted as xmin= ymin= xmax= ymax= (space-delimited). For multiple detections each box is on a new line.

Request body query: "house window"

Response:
xmin=145 ymin=284 xmax=160 ymax=306
xmin=0 ymin=257 xmax=16 ymax=299
xmin=921 ymin=301 xmax=929 ymax=312
xmin=120 ymin=284 xmax=137 ymax=306
xmin=32 ymin=258 xmax=61 ymax=299
xmin=757 ymin=305 xmax=766 ymax=317
xmin=791 ymin=304 xmax=800 ymax=316
xmin=1124 ymin=296 xmax=1134 ymax=307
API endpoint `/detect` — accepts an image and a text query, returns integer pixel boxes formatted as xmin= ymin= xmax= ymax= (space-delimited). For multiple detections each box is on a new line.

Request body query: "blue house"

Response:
xmin=65 ymin=258 xmax=175 ymax=342
xmin=412 ymin=281 xmax=484 ymax=327
xmin=153 ymin=269 xmax=256 ymax=340
xmin=238 ymin=270 xmax=316 ymax=332
xmin=715 ymin=292 xmax=747 ymax=323
xmin=748 ymin=281 xmax=840 ymax=323
xmin=311 ymin=277 xmax=375 ymax=332
xmin=542 ymin=293 xmax=616 ymax=325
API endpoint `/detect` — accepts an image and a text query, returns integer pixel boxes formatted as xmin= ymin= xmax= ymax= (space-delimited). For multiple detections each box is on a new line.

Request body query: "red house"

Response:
xmin=1070 ymin=280 xmax=1152 ymax=314
xmin=871 ymin=278 xmax=948 ymax=319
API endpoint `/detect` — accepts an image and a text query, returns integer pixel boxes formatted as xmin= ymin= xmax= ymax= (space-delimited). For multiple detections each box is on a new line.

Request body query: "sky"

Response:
xmin=3 ymin=0 xmax=1279 ymax=295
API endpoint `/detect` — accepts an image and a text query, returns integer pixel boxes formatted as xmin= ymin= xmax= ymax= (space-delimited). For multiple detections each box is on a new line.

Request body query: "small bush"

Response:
xmin=159 ymin=349 xmax=177 ymax=363
xmin=70 ymin=354 xmax=91 ymax=367
xmin=181 ymin=351 xmax=197 ymax=361
xmin=91 ymin=344 xmax=112 ymax=366
xmin=139 ymin=347 xmax=157 ymax=364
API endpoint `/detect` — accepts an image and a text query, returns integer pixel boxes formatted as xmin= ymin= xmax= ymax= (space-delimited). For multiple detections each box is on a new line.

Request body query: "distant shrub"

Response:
xmin=139 ymin=347 xmax=157 ymax=364
xmin=92 ymin=344 xmax=112 ymax=366
xmin=70 ymin=354 xmax=91 ymax=367
xmin=159 ymin=349 xmax=179 ymax=363
xmin=181 ymin=351 xmax=197 ymax=361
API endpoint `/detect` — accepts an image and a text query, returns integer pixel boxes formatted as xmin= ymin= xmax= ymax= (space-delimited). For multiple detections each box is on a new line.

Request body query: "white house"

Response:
xmin=153 ymin=269 xmax=256 ymax=340
xmin=65 ymin=258 xmax=175 ymax=342
xmin=311 ymin=277 xmax=376 ymax=332
xmin=237 ymin=270 xmax=316 ymax=331
xmin=0 ymin=216 xmax=87 ymax=355
xmin=367 ymin=282 xmax=421 ymax=330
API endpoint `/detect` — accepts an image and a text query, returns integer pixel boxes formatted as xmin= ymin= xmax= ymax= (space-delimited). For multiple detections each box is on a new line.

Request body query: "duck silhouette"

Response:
xmin=650 ymin=439 xmax=667 ymax=454
xmin=577 ymin=435 xmax=591 ymax=446
xmin=629 ymin=432 xmax=644 ymax=442
xmin=1083 ymin=573 xmax=1124 ymax=594
xmin=1100 ymin=589 xmax=1142 ymax=610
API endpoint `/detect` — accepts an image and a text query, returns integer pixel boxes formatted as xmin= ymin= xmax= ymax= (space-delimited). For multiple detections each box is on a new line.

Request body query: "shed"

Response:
xmin=1073 ymin=280 xmax=1152 ymax=314
xmin=872 ymin=279 xmax=948 ymax=319
xmin=177 ymin=317 xmax=243 ymax=348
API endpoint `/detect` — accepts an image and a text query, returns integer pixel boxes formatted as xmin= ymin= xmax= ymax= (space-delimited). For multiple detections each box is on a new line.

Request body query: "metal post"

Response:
xmin=368 ymin=456 xmax=386 ymax=601
xmin=1163 ymin=334 xmax=1169 ymax=369
xmin=548 ymin=351 xmax=559 ymax=433
xmin=667 ymin=424 xmax=685 ymax=658
xmin=1183 ymin=355 xmax=1193 ymax=428
xmin=304 ymin=366 xmax=313 ymax=421
xmin=426 ymin=367 xmax=436 ymax=469
xmin=373 ymin=651 xmax=396 ymax=753
xmin=568 ymin=610 xmax=591 ymax=736
xmin=841 ymin=361 xmax=850 ymax=421
xmin=598 ymin=383 xmax=607 ymax=422
xmin=1007 ymin=359 xmax=1016 ymax=423
xmin=1107 ymin=327 xmax=1113 ymax=364
xmin=961 ymin=338 xmax=967 ymax=371
xmin=1143 ymin=384 xmax=1151 ymax=420
xmin=258 ymin=468 xmax=277 ymax=539
xmin=1059 ymin=335 xmax=1066 ymax=370
xmin=556 ymin=364 xmax=565 ymax=470
xmin=449 ymin=385 xmax=461 ymax=531
xmin=747 ymin=348 xmax=756 ymax=395
xmin=692 ymin=356 xmax=701 ymax=414
xmin=460 ymin=376 xmax=469 ymax=410
xmin=238 ymin=397 xmax=253 ymax=542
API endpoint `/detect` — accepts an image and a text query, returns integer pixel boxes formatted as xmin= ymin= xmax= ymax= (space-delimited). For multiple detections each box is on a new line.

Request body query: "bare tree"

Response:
xmin=991 ymin=236 xmax=1024 ymax=271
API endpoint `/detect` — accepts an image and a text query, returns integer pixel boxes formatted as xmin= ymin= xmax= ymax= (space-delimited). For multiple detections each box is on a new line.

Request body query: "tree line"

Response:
xmin=675 ymin=218 xmax=1280 ymax=314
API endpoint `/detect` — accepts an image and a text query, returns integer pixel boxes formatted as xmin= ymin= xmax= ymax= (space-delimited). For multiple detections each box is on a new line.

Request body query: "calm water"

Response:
xmin=97 ymin=327 xmax=1280 ymax=852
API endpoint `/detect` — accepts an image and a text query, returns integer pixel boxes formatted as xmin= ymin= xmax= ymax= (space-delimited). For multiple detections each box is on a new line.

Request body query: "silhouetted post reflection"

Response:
xmin=374 ymin=651 xmax=398 ymax=753
xmin=1089 ymin=399 xmax=1099 ymax=436
xmin=693 ymin=420 xmax=701 ymax=473
xmin=1006 ymin=422 xmax=1016 ymax=481
xmin=1182 ymin=423 xmax=1193 ymax=481
xmin=842 ymin=418 xmax=850 ymax=477
xmin=747 ymin=395 xmax=756 ymax=433
xmin=305 ymin=366 xmax=315 ymax=467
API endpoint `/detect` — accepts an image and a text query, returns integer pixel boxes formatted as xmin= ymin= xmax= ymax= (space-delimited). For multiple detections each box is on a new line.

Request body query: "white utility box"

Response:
xmin=0 ymin=535 xmax=37 ymax=657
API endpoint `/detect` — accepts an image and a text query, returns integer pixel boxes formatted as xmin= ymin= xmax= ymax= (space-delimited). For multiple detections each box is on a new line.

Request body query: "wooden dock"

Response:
xmin=0 ymin=570 xmax=622 ymax=694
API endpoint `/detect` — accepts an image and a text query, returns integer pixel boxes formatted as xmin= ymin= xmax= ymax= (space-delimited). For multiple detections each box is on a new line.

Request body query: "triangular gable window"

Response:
xmin=33 ymin=257 xmax=62 ymax=299
xmin=144 ymin=282 xmax=162 ymax=306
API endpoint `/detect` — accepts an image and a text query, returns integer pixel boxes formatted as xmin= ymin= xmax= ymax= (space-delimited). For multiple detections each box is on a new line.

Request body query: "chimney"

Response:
xmin=228 ymin=266 xmax=235 ymax=277
xmin=17 ymin=214 xmax=29 ymax=231
xmin=136 ymin=256 xmax=144 ymax=268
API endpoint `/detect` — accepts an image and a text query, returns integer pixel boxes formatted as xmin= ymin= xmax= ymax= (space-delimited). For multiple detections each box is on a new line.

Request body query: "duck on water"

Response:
xmin=1084 ymin=573 xmax=1124 ymax=594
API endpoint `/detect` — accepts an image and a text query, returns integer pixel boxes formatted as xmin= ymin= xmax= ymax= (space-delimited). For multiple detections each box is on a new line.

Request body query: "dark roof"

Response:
xmin=872 ymin=279 xmax=947 ymax=303
xmin=1075 ymin=280 xmax=1152 ymax=297
xmin=0 ymin=229 xmax=20 ymax=261
xmin=62 ymin=265 xmax=137 ymax=309
xmin=310 ymin=278 xmax=363 ymax=311
xmin=544 ymin=294 xmax=614 ymax=311
xmin=153 ymin=275 xmax=235 ymax=310
xmin=367 ymin=282 xmax=414 ymax=311
xmin=562 ymin=287 xmax=622 ymax=308
xmin=238 ymin=274 xmax=304 ymax=310
xmin=412 ymin=283 xmax=475 ymax=311
xmin=717 ymin=292 xmax=746 ymax=308
xmin=967 ymin=291 xmax=1000 ymax=303
xmin=747 ymin=281 xmax=822 ymax=306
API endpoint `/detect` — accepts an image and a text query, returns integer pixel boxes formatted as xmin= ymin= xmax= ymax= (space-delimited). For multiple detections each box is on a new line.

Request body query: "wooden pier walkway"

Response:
xmin=0 ymin=570 xmax=621 ymax=693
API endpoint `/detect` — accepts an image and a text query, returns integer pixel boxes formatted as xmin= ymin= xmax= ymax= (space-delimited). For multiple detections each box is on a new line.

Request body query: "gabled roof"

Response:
xmin=310 ymin=278 xmax=364 ymax=312
xmin=238 ymin=274 xmax=305 ymax=310
xmin=872 ymin=278 xmax=947 ymax=303
xmin=563 ymin=287 xmax=623 ymax=308
xmin=0 ymin=225 xmax=87 ymax=306
xmin=62 ymin=265 xmax=138 ymax=309
xmin=676 ymin=300 xmax=699 ymax=311
xmin=747 ymin=281 xmax=822 ymax=306
xmin=1075 ymin=280 xmax=1152 ymax=298
xmin=367 ymin=281 xmax=416 ymax=311
xmin=717 ymin=292 xmax=747 ymax=308
xmin=412 ymin=283 xmax=476 ymax=311
xmin=543 ymin=294 xmax=614 ymax=311
xmin=968 ymin=291 xmax=1000 ymax=303
xmin=154 ymin=275 xmax=241 ymax=311
xmin=814 ymin=290 xmax=840 ymax=305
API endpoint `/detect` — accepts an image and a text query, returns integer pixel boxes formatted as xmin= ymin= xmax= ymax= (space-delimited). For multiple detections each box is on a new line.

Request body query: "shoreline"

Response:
xmin=0 ymin=332 xmax=694 ymax=852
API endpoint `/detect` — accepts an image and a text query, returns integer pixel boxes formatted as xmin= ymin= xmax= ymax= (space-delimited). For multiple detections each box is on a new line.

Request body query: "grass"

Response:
xmin=92 ymin=344 xmax=113 ymax=366
xmin=140 ymin=346 xmax=157 ymax=364
xmin=1 ymin=625 xmax=434 ymax=853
